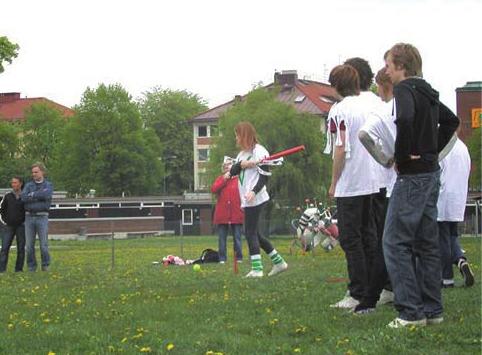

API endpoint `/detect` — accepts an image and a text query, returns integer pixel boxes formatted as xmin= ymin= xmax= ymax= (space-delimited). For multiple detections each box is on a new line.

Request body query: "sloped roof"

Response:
xmin=190 ymin=79 xmax=337 ymax=123
xmin=0 ymin=97 xmax=75 ymax=122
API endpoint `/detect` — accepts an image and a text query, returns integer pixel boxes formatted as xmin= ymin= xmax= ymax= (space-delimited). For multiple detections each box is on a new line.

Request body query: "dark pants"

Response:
xmin=217 ymin=224 xmax=243 ymax=261
xmin=383 ymin=171 xmax=442 ymax=321
xmin=244 ymin=203 xmax=274 ymax=256
xmin=336 ymin=194 xmax=377 ymax=301
xmin=438 ymin=221 xmax=465 ymax=281
xmin=362 ymin=190 xmax=391 ymax=306
xmin=0 ymin=224 xmax=26 ymax=272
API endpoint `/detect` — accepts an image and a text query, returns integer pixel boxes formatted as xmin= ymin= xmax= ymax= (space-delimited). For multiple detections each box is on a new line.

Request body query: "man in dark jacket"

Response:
xmin=383 ymin=43 xmax=459 ymax=328
xmin=0 ymin=176 xmax=26 ymax=272
xmin=21 ymin=162 xmax=53 ymax=272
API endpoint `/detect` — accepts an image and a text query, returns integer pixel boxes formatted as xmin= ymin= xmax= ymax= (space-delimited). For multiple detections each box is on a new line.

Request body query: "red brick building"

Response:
xmin=0 ymin=92 xmax=74 ymax=122
xmin=456 ymin=81 xmax=482 ymax=142
xmin=190 ymin=70 xmax=337 ymax=190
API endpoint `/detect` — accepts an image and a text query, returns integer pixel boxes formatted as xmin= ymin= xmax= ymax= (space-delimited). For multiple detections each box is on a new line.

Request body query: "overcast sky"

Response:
xmin=1 ymin=0 xmax=480 ymax=112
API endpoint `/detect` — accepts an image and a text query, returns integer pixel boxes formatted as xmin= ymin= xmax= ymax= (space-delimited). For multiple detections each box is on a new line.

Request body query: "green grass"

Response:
xmin=0 ymin=236 xmax=480 ymax=354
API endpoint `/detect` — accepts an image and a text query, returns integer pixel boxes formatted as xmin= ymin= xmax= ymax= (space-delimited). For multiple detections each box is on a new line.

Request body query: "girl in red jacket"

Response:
xmin=211 ymin=162 xmax=244 ymax=263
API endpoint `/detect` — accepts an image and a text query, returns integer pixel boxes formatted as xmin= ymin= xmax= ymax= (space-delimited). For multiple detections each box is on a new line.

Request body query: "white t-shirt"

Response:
xmin=360 ymin=99 xmax=397 ymax=196
xmin=437 ymin=138 xmax=471 ymax=221
xmin=236 ymin=144 xmax=270 ymax=208
xmin=328 ymin=93 xmax=382 ymax=197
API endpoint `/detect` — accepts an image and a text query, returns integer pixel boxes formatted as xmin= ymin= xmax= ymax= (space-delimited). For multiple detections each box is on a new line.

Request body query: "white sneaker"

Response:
xmin=376 ymin=289 xmax=394 ymax=306
xmin=268 ymin=262 xmax=288 ymax=276
xmin=219 ymin=261 xmax=225 ymax=264
xmin=388 ymin=317 xmax=426 ymax=328
xmin=245 ymin=270 xmax=263 ymax=278
xmin=330 ymin=294 xmax=359 ymax=309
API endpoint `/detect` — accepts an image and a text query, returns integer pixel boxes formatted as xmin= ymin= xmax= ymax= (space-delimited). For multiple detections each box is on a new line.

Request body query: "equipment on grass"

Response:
xmin=290 ymin=199 xmax=338 ymax=254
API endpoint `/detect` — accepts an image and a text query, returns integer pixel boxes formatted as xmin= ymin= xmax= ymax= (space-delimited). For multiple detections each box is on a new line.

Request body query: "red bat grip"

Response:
xmin=262 ymin=145 xmax=305 ymax=161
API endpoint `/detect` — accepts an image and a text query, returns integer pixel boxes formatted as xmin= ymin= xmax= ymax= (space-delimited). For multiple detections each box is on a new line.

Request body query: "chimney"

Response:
xmin=274 ymin=70 xmax=298 ymax=87
xmin=0 ymin=92 xmax=21 ymax=104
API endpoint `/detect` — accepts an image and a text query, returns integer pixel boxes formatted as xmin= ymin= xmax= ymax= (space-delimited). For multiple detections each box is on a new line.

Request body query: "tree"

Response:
xmin=59 ymin=84 xmax=162 ymax=196
xmin=0 ymin=36 xmax=19 ymax=73
xmin=20 ymin=103 xmax=67 ymax=167
xmin=0 ymin=121 xmax=26 ymax=184
xmin=208 ymin=88 xmax=332 ymax=234
xmin=466 ymin=127 xmax=481 ymax=191
xmin=139 ymin=87 xmax=207 ymax=195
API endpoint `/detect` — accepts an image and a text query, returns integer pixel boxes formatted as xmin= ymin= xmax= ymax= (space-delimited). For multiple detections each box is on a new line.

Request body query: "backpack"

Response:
xmin=193 ymin=248 xmax=220 ymax=264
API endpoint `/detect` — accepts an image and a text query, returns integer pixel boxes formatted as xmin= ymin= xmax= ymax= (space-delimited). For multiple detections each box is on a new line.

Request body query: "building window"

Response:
xmin=198 ymin=172 xmax=208 ymax=190
xmin=198 ymin=149 xmax=209 ymax=162
xmin=182 ymin=209 xmax=193 ymax=225
xmin=198 ymin=126 xmax=208 ymax=137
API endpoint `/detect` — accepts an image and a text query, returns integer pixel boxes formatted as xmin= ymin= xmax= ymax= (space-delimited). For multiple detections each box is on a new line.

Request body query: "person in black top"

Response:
xmin=383 ymin=43 xmax=459 ymax=328
xmin=0 ymin=176 xmax=26 ymax=272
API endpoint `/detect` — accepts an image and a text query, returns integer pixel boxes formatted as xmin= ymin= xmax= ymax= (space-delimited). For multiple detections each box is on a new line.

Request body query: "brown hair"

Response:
xmin=375 ymin=67 xmax=391 ymax=86
xmin=388 ymin=43 xmax=423 ymax=77
xmin=235 ymin=121 xmax=258 ymax=150
xmin=344 ymin=57 xmax=373 ymax=91
xmin=329 ymin=65 xmax=360 ymax=97
xmin=31 ymin=162 xmax=47 ymax=173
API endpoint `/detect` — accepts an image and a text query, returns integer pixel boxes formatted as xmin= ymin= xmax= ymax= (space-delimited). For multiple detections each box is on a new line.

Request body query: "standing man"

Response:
xmin=21 ymin=162 xmax=53 ymax=272
xmin=0 ymin=176 xmax=26 ymax=272
xmin=383 ymin=43 xmax=459 ymax=328
xmin=437 ymin=136 xmax=474 ymax=288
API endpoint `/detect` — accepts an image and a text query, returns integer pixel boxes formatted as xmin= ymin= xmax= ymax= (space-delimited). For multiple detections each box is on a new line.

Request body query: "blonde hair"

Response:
xmin=389 ymin=43 xmax=423 ymax=77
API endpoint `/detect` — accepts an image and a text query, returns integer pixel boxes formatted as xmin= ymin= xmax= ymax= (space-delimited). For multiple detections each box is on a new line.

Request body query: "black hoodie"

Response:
xmin=393 ymin=77 xmax=460 ymax=174
xmin=0 ymin=191 xmax=25 ymax=227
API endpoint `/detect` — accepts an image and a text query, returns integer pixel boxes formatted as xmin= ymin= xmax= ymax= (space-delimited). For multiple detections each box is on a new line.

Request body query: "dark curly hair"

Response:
xmin=344 ymin=57 xmax=373 ymax=91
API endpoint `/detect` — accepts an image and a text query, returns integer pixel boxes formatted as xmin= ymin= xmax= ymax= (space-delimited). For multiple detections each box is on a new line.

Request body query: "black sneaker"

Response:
xmin=459 ymin=261 xmax=474 ymax=287
xmin=353 ymin=303 xmax=376 ymax=315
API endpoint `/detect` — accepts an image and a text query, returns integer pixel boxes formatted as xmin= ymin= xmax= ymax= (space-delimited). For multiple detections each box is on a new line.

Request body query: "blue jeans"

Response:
xmin=383 ymin=171 xmax=442 ymax=321
xmin=217 ymin=224 xmax=243 ymax=262
xmin=438 ymin=221 xmax=465 ymax=280
xmin=25 ymin=215 xmax=50 ymax=271
xmin=0 ymin=224 xmax=26 ymax=272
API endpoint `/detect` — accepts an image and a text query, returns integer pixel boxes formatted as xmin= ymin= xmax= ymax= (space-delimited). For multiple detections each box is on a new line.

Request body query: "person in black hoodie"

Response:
xmin=0 ymin=176 xmax=26 ymax=272
xmin=383 ymin=43 xmax=459 ymax=329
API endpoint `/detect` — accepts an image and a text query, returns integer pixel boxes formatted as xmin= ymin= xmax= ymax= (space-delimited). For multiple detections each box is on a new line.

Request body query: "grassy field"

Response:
xmin=0 ymin=235 xmax=480 ymax=354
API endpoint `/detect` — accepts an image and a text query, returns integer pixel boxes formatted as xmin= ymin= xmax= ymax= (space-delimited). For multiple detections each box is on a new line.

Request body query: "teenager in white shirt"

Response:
xmin=229 ymin=122 xmax=288 ymax=278
xmin=325 ymin=64 xmax=380 ymax=310
xmin=437 ymin=137 xmax=474 ymax=288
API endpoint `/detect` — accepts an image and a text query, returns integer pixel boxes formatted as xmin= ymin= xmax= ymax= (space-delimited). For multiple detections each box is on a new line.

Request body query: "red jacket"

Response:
xmin=211 ymin=175 xmax=244 ymax=225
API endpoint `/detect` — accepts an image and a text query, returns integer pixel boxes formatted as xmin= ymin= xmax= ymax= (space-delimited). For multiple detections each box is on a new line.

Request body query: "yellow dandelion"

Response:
xmin=75 ymin=298 xmax=82 ymax=305
xmin=166 ymin=343 xmax=175 ymax=351
xmin=140 ymin=347 xmax=152 ymax=353
xmin=47 ymin=352 xmax=56 ymax=355
xmin=7 ymin=323 xmax=14 ymax=330
xmin=293 ymin=348 xmax=301 ymax=353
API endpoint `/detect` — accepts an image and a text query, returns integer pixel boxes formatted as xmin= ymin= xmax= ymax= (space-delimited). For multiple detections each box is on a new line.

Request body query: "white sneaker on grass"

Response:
xmin=268 ymin=262 xmax=288 ymax=276
xmin=387 ymin=317 xmax=426 ymax=328
xmin=376 ymin=289 xmax=394 ymax=306
xmin=245 ymin=270 xmax=263 ymax=278
xmin=330 ymin=293 xmax=359 ymax=309
xmin=427 ymin=316 xmax=444 ymax=325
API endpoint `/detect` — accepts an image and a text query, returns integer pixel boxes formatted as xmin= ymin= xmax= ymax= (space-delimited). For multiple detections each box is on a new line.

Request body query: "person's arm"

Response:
xmin=438 ymin=133 xmax=457 ymax=161
xmin=0 ymin=195 xmax=8 ymax=225
xmin=438 ymin=103 xmax=460 ymax=153
xmin=252 ymin=166 xmax=269 ymax=194
xmin=211 ymin=175 xmax=229 ymax=194
xmin=31 ymin=181 xmax=53 ymax=201
xmin=393 ymin=85 xmax=416 ymax=163
xmin=20 ymin=183 xmax=32 ymax=202
xmin=229 ymin=162 xmax=242 ymax=177
xmin=358 ymin=130 xmax=393 ymax=167
xmin=328 ymin=130 xmax=346 ymax=198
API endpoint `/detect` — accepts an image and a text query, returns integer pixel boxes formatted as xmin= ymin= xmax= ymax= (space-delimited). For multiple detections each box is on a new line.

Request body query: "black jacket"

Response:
xmin=393 ymin=78 xmax=460 ymax=174
xmin=0 ymin=191 xmax=25 ymax=227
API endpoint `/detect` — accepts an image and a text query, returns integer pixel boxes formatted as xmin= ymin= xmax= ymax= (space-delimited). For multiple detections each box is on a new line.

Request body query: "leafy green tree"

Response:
xmin=59 ymin=84 xmax=162 ymax=196
xmin=208 ymin=88 xmax=331 ymax=234
xmin=466 ymin=127 xmax=481 ymax=191
xmin=0 ymin=121 xmax=27 ymax=185
xmin=20 ymin=103 xmax=67 ymax=168
xmin=0 ymin=36 xmax=19 ymax=73
xmin=139 ymin=87 xmax=207 ymax=194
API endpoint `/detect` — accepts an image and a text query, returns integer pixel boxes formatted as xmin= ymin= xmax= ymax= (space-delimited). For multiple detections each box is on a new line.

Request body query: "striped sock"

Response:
xmin=268 ymin=249 xmax=285 ymax=265
xmin=250 ymin=254 xmax=263 ymax=271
